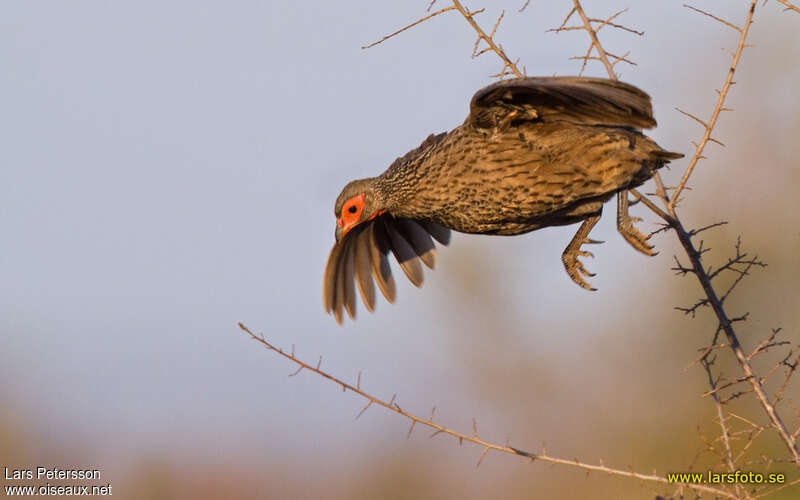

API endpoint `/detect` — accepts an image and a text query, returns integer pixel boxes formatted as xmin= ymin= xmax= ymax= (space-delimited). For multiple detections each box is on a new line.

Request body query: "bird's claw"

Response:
xmin=562 ymin=216 xmax=602 ymax=291
xmin=617 ymin=193 xmax=657 ymax=256
xmin=562 ymin=247 xmax=597 ymax=291
xmin=618 ymin=217 xmax=657 ymax=256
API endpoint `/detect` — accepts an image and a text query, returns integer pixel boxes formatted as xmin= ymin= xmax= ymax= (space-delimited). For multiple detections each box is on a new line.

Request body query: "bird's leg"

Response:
xmin=561 ymin=214 xmax=602 ymax=291
xmin=616 ymin=190 xmax=656 ymax=256
xmin=496 ymin=109 xmax=519 ymax=132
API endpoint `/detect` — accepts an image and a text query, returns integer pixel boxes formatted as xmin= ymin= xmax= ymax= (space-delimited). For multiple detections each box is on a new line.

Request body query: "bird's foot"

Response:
xmin=562 ymin=246 xmax=597 ymax=291
xmin=617 ymin=191 xmax=657 ymax=256
xmin=562 ymin=215 xmax=602 ymax=291
xmin=617 ymin=218 xmax=656 ymax=256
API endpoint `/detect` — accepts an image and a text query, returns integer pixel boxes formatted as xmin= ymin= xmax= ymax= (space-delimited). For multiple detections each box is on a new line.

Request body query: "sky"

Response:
xmin=2 ymin=1 xmax=799 ymax=499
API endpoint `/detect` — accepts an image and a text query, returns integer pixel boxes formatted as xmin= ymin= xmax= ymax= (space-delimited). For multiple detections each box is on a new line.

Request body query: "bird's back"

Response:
xmin=384 ymin=120 xmax=677 ymax=235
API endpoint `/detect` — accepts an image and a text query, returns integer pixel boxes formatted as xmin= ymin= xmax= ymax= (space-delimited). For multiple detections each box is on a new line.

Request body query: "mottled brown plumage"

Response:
xmin=324 ymin=77 xmax=682 ymax=324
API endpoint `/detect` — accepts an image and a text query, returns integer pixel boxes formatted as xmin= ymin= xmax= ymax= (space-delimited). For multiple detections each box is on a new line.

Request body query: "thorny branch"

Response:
xmin=549 ymin=4 xmax=642 ymax=77
xmin=668 ymin=2 xmax=755 ymax=209
xmin=775 ymin=0 xmax=800 ymax=15
xmin=701 ymin=353 xmax=744 ymax=499
xmin=653 ymin=0 xmax=800 ymax=465
xmin=238 ymin=322 xmax=739 ymax=500
xmin=363 ymin=1 xmax=523 ymax=78
xmin=361 ymin=5 xmax=457 ymax=50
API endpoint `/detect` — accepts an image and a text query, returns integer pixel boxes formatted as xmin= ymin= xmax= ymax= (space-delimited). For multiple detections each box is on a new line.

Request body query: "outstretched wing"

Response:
xmin=323 ymin=215 xmax=450 ymax=324
xmin=469 ymin=77 xmax=656 ymax=130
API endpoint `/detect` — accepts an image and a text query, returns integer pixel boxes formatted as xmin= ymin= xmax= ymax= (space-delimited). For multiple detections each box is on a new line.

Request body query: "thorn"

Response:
xmin=288 ymin=365 xmax=303 ymax=377
xmin=356 ymin=401 xmax=372 ymax=419
xmin=477 ymin=447 xmax=490 ymax=467
xmin=675 ymin=107 xmax=708 ymax=128
xmin=407 ymin=420 xmax=416 ymax=438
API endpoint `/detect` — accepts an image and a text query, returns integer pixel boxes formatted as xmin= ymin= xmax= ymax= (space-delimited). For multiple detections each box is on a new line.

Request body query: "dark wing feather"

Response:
xmin=322 ymin=215 xmax=450 ymax=324
xmin=353 ymin=227 xmax=376 ymax=312
xmin=333 ymin=245 xmax=346 ymax=324
xmin=322 ymin=229 xmax=360 ymax=324
xmin=342 ymin=237 xmax=356 ymax=320
xmin=381 ymin=218 xmax=424 ymax=287
xmin=419 ymin=220 xmax=451 ymax=246
xmin=469 ymin=77 xmax=656 ymax=130
xmin=396 ymin=219 xmax=436 ymax=269
xmin=369 ymin=220 xmax=396 ymax=303
xmin=323 ymin=240 xmax=342 ymax=320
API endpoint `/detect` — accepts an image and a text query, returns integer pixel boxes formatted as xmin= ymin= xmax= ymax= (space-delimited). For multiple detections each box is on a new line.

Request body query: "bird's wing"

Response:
xmin=469 ymin=77 xmax=656 ymax=130
xmin=323 ymin=215 xmax=450 ymax=324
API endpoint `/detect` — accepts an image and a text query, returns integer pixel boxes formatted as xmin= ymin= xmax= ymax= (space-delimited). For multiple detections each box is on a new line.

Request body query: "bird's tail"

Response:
xmin=653 ymin=149 xmax=684 ymax=161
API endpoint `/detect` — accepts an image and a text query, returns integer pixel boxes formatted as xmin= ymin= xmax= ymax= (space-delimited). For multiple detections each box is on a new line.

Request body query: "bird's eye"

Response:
xmin=348 ymin=205 xmax=358 ymax=214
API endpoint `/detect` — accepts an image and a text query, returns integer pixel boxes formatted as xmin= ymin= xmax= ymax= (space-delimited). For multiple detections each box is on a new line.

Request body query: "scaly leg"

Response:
xmin=562 ymin=214 xmax=603 ymax=291
xmin=616 ymin=190 xmax=656 ymax=256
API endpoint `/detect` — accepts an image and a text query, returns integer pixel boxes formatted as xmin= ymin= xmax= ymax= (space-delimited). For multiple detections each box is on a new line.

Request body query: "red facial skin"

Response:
xmin=337 ymin=193 xmax=365 ymax=239
xmin=336 ymin=193 xmax=385 ymax=241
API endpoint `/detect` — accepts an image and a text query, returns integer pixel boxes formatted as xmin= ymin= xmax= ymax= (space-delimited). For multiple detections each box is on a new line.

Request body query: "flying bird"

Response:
xmin=323 ymin=77 xmax=682 ymax=324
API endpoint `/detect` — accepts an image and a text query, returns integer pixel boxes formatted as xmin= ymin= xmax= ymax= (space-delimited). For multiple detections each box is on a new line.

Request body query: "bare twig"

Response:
xmin=363 ymin=1 xmax=522 ymax=78
xmin=361 ymin=6 xmax=457 ymax=49
xmin=684 ymin=4 xmax=744 ymax=32
xmin=670 ymin=215 xmax=800 ymax=463
xmin=452 ymin=0 xmax=522 ymax=77
xmin=570 ymin=1 xmax=625 ymax=79
xmin=775 ymin=0 xmax=800 ymax=14
xmin=549 ymin=5 xmax=643 ymax=76
xmin=700 ymin=355 xmax=741 ymax=499
xmin=669 ymin=2 xmax=756 ymax=210
xmin=237 ymin=322 xmax=739 ymax=499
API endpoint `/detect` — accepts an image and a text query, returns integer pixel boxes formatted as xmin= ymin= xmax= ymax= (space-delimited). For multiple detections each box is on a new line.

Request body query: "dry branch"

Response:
xmin=362 ymin=1 xmax=523 ymax=78
xmin=653 ymin=0 xmax=800 ymax=464
xmin=669 ymin=2 xmax=755 ymax=209
xmin=550 ymin=4 xmax=642 ymax=77
xmin=775 ymin=0 xmax=800 ymax=14
xmin=238 ymin=322 xmax=739 ymax=499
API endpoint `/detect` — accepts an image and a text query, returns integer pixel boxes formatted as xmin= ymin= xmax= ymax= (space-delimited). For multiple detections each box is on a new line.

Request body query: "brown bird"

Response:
xmin=323 ymin=77 xmax=682 ymax=323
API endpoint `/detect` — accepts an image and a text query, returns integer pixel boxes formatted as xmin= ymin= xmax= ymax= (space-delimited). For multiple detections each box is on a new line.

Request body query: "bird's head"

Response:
xmin=333 ymin=178 xmax=385 ymax=242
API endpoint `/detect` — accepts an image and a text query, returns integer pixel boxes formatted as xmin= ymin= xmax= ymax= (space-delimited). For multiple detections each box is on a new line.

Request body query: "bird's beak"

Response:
xmin=335 ymin=218 xmax=344 ymax=242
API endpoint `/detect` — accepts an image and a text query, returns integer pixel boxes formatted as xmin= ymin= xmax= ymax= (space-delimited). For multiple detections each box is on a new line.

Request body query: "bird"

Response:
xmin=323 ymin=76 xmax=682 ymax=324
